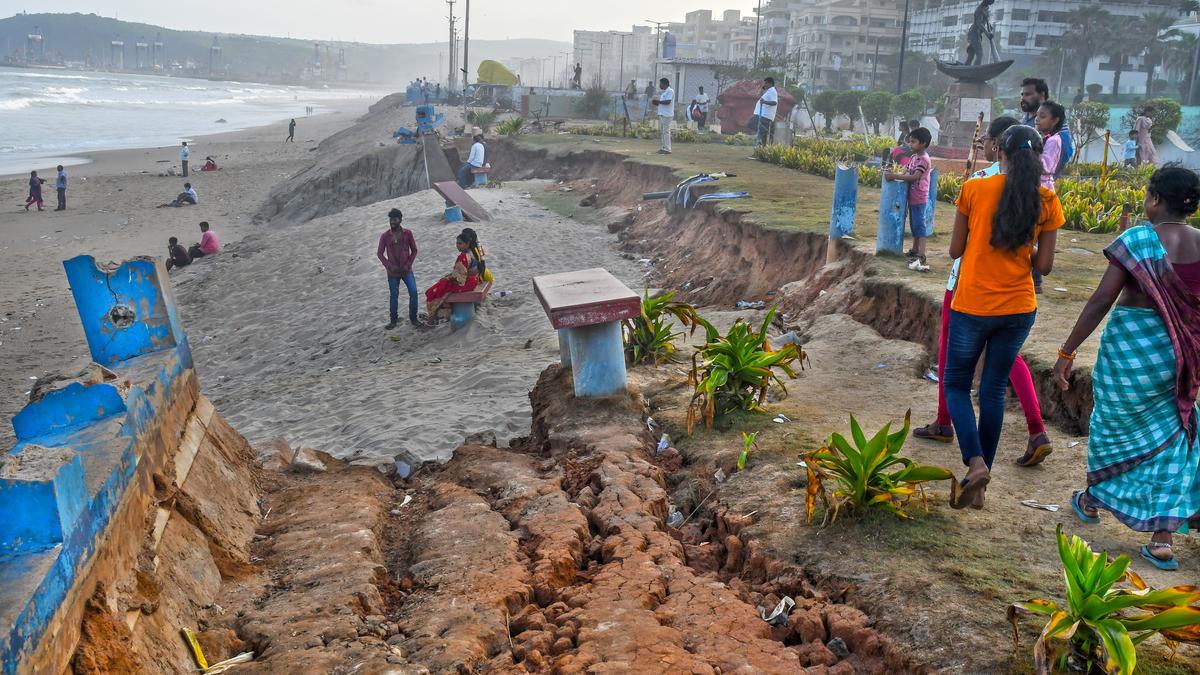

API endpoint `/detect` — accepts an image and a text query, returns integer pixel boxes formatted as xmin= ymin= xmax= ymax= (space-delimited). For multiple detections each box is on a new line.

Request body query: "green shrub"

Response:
xmin=622 ymin=290 xmax=703 ymax=366
xmin=497 ymin=117 xmax=525 ymax=136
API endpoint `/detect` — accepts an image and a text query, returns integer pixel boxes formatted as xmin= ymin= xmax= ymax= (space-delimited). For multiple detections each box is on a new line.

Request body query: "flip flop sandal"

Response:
xmin=1015 ymin=439 xmax=1053 ymax=467
xmin=1140 ymin=543 xmax=1179 ymax=571
xmin=1070 ymin=491 xmax=1100 ymax=524
xmin=951 ymin=474 xmax=990 ymax=510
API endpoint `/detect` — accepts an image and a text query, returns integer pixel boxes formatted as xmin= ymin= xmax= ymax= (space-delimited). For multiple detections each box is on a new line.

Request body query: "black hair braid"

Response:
xmin=991 ymin=126 xmax=1046 ymax=252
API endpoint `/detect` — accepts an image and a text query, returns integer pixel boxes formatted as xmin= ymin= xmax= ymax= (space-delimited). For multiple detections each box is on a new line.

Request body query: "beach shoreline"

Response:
xmin=0 ymin=97 xmax=377 ymax=446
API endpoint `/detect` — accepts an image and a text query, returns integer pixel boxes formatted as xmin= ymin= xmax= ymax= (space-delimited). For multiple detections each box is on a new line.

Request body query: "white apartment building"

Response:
xmin=790 ymin=0 xmax=904 ymax=90
xmin=572 ymin=26 xmax=658 ymax=91
xmin=667 ymin=9 xmax=758 ymax=61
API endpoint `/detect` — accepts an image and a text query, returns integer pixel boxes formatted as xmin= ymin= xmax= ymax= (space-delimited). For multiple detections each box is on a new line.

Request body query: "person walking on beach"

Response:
xmin=1054 ymin=167 xmax=1200 ymax=570
xmin=886 ymin=127 xmax=933 ymax=272
xmin=915 ymin=116 xmax=1054 ymax=468
xmin=1135 ymin=105 xmax=1160 ymax=168
xmin=188 ymin=221 xmax=220 ymax=259
xmin=54 ymin=165 xmax=67 ymax=211
xmin=166 ymin=236 xmax=192 ymax=271
xmin=652 ymin=78 xmax=675 ymax=155
xmin=24 ymin=170 xmax=44 ymax=211
xmin=286 ymin=119 xmax=296 ymax=143
xmin=751 ymin=77 xmax=779 ymax=146
xmin=377 ymin=208 xmax=419 ymax=330
xmin=180 ymin=141 xmax=190 ymax=177
xmin=457 ymin=134 xmax=486 ymax=188
xmin=944 ymin=124 xmax=1063 ymax=510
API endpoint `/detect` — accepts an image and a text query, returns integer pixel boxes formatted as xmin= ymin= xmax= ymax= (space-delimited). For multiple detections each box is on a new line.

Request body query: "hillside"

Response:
xmin=0 ymin=12 xmax=569 ymax=85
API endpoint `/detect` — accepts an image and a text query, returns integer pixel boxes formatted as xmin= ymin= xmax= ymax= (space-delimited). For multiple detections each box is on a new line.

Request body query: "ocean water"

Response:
xmin=0 ymin=68 xmax=383 ymax=175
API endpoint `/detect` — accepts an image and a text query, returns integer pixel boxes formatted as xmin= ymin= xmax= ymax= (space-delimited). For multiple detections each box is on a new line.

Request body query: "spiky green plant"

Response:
xmin=622 ymin=289 xmax=703 ymax=366
xmin=686 ymin=306 xmax=805 ymax=434
xmin=1008 ymin=525 xmax=1200 ymax=675
xmin=497 ymin=117 xmax=526 ymax=136
xmin=737 ymin=432 xmax=758 ymax=472
xmin=803 ymin=411 xmax=956 ymax=523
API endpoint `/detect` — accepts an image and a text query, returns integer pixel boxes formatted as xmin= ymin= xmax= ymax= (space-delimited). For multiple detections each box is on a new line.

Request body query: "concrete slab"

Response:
xmin=533 ymin=268 xmax=641 ymax=330
xmin=432 ymin=181 xmax=491 ymax=223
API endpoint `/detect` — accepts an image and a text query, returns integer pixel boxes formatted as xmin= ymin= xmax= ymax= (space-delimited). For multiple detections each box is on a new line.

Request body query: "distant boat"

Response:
xmin=934 ymin=59 xmax=1014 ymax=83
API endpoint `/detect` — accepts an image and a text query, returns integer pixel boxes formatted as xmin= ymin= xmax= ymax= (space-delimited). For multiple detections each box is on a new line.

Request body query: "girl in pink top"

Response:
xmin=1035 ymin=101 xmax=1066 ymax=192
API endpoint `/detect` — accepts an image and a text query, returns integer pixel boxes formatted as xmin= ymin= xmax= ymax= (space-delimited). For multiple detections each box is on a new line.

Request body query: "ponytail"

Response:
xmin=460 ymin=227 xmax=486 ymax=275
xmin=992 ymin=125 xmax=1045 ymax=253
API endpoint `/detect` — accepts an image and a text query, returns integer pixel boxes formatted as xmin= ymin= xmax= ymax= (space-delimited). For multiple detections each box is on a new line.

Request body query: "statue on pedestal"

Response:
xmin=965 ymin=0 xmax=996 ymax=67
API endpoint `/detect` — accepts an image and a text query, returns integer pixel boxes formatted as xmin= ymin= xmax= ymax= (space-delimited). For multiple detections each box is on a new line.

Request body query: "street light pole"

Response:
xmin=753 ymin=0 xmax=762 ymax=70
xmin=896 ymin=0 xmax=909 ymax=94
xmin=611 ymin=31 xmax=628 ymax=92
xmin=644 ymin=20 xmax=667 ymax=87
xmin=461 ymin=0 xmax=470 ymax=130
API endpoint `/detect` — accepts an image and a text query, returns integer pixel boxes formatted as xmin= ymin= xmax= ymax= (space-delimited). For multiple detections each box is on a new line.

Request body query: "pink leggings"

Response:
xmin=936 ymin=289 xmax=1045 ymax=435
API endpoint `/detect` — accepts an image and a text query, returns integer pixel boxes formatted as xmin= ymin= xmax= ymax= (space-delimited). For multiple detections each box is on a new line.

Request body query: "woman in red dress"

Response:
xmin=424 ymin=233 xmax=480 ymax=323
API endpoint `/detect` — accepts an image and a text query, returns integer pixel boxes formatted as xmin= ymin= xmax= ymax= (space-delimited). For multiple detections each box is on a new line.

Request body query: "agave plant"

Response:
xmin=1008 ymin=525 xmax=1200 ymax=675
xmin=803 ymin=411 xmax=956 ymax=523
xmin=497 ymin=117 xmax=525 ymax=136
xmin=622 ymin=289 xmax=704 ymax=366
xmin=685 ymin=306 xmax=805 ymax=434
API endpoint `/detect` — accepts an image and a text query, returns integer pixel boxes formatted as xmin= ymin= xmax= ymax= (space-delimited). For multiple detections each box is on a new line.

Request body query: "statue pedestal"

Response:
xmin=939 ymin=81 xmax=994 ymax=150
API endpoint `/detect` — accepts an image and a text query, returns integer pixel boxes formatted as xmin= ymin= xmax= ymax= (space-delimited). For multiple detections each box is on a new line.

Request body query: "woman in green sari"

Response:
xmin=1054 ymin=167 xmax=1200 ymax=570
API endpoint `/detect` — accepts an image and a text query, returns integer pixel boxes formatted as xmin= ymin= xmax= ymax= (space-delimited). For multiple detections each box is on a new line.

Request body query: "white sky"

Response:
xmin=0 ymin=1 xmax=758 ymax=44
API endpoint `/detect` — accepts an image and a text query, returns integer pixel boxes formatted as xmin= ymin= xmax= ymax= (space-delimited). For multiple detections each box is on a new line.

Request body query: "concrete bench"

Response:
xmin=533 ymin=268 xmax=641 ymax=398
xmin=445 ymin=280 xmax=492 ymax=330
xmin=470 ymin=166 xmax=491 ymax=187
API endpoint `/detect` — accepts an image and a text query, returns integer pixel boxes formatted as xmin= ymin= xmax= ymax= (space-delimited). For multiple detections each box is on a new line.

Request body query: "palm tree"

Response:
xmin=1137 ymin=11 xmax=1184 ymax=96
xmin=1164 ymin=32 xmax=1198 ymax=101
xmin=1102 ymin=38 xmax=1133 ymax=98
xmin=1064 ymin=5 xmax=1115 ymax=91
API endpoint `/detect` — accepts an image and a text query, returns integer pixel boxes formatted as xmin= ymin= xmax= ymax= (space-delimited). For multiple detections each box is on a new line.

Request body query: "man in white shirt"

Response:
xmin=751 ymin=77 xmax=778 ymax=146
xmin=651 ymin=78 xmax=675 ymax=154
xmin=457 ymin=134 xmax=486 ymax=188
xmin=691 ymin=86 xmax=710 ymax=130
xmin=180 ymin=141 xmax=190 ymax=177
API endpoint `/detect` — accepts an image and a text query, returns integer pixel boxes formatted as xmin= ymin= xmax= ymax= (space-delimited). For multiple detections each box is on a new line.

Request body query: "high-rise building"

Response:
xmin=572 ymin=26 xmax=658 ymax=91
xmin=667 ymin=9 xmax=754 ymax=61
xmin=790 ymin=0 xmax=904 ymax=90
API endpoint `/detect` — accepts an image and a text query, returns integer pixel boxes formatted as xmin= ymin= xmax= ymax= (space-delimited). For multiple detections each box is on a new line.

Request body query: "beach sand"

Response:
xmin=0 ymin=104 xmax=369 ymax=446
xmin=171 ymin=182 xmax=645 ymax=464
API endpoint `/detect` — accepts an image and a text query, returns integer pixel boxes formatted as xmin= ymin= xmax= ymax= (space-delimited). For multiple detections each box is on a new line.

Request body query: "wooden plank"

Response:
xmin=533 ymin=268 xmax=641 ymax=330
xmin=433 ymin=181 xmax=491 ymax=222
xmin=446 ymin=281 xmax=492 ymax=304
xmin=421 ymin=134 xmax=456 ymax=185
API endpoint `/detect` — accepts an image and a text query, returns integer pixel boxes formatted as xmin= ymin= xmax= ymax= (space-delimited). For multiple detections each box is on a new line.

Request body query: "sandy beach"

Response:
xmin=0 ymin=103 xmax=368 ymax=446
xmin=173 ymin=183 xmax=645 ymax=464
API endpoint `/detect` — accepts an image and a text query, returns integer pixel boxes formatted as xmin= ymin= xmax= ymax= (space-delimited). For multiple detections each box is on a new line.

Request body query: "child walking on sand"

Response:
xmin=943 ymin=124 xmax=1063 ymax=510
xmin=885 ymin=127 xmax=933 ymax=272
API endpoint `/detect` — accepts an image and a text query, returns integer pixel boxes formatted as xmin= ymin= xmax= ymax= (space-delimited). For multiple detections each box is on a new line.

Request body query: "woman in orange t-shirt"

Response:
xmin=945 ymin=125 xmax=1064 ymax=509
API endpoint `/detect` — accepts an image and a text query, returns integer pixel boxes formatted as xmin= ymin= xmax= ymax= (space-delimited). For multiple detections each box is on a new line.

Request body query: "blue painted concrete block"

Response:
xmin=450 ymin=302 xmax=475 ymax=331
xmin=876 ymin=176 xmax=908 ymax=255
xmin=829 ymin=164 xmax=858 ymax=239
xmin=473 ymin=172 xmax=488 ymax=187
xmin=567 ymin=321 xmax=627 ymax=397
xmin=63 ymin=256 xmax=186 ymax=367
xmin=444 ymin=205 xmax=464 ymax=222
xmin=558 ymin=330 xmax=572 ymax=367
xmin=12 ymin=383 xmax=126 ymax=441
xmin=0 ymin=449 xmax=85 ymax=555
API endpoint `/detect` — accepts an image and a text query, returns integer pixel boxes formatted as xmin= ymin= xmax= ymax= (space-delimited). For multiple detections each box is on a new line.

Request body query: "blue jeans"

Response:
xmin=908 ymin=201 xmax=931 ymax=238
xmin=943 ymin=309 xmax=1036 ymax=468
xmin=388 ymin=272 xmax=418 ymax=323
xmin=457 ymin=163 xmax=474 ymax=188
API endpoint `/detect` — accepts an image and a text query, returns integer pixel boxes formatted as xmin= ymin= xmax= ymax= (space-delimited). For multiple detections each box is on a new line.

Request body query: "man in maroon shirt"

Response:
xmin=376 ymin=208 xmax=419 ymax=329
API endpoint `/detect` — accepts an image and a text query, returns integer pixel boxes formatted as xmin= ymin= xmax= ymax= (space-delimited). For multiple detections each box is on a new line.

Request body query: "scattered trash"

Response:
xmin=666 ymin=508 xmax=684 ymax=528
xmin=180 ymin=627 xmax=208 ymax=670
xmin=758 ymin=596 xmax=795 ymax=626
xmin=772 ymin=414 xmax=790 ymax=424
xmin=795 ymin=460 xmax=808 ymax=468
xmin=638 ymin=258 xmax=652 ymax=264
xmin=398 ymin=494 xmax=413 ymax=508
xmin=657 ymin=434 xmax=670 ymax=454
xmin=1021 ymin=499 xmax=1061 ymax=512
xmin=714 ymin=468 xmax=726 ymax=483
xmin=923 ymin=369 xmax=939 ymax=382
xmin=325 ymin=366 xmax=344 ymax=372
xmin=770 ymin=331 xmax=802 ymax=350
xmin=646 ymin=416 xmax=657 ymax=430
xmin=203 ymin=652 xmax=255 ymax=674
xmin=492 ymin=290 xmax=511 ymax=298
xmin=876 ymin=363 xmax=887 ymax=369
xmin=427 ymin=357 xmax=443 ymax=364
xmin=736 ymin=300 xmax=766 ymax=310
xmin=1067 ymin=441 xmax=1081 ymax=448
xmin=395 ymin=460 xmax=413 ymax=479
xmin=1053 ymin=287 xmax=1069 ymax=292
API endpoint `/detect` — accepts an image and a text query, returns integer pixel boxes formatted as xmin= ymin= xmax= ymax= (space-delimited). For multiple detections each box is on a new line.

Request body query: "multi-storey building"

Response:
xmin=572 ymin=26 xmax=658 ymax=91
xmin=791 ymin=0 xmax=904 ymax=90
xmin=667 ymin=9 xmax=754 ymax=61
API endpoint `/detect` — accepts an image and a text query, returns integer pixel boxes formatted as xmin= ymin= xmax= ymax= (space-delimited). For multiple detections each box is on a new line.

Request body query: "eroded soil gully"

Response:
xmin=494 ymin=140 xmax=1091 ymax=433
xmin=378 ymin=367 xmax=919 ymax=673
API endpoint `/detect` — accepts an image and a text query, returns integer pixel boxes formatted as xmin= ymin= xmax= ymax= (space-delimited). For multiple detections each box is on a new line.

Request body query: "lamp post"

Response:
xmin=461 ymin=0 xmax=470 ymax=130
xmin=611 ymin=31 xmax=629 ymax=93
xmin=896 ymin=0 xmax=909 ymax=94
xmin=644 ymin=20 xmax=667 ymax=87
xmin=753 ymin=0 xmax=762 ymax=70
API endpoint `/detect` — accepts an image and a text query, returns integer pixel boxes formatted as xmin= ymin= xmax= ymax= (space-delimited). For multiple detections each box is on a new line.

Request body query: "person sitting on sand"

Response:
xmin=161 ymin=182 xmax=198 ymax=208
xmin=424 ymin=232 xmax=481 ymax=323
xmin=187 ymin=221 xmax=220 ymax=259
xmin=25 ymin=170 xmax=45 ymax=211
xmin=201 ymin=156 xmax=219 ymax=171
xmin=166 ymin=236 xmax=192 ymax=271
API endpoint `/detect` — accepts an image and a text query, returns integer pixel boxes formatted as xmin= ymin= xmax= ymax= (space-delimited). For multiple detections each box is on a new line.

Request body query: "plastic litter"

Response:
xmin=773 ymin=414 xmax=790 ymax=424
xmin=758 ymin=596 xmax=796 ymax=626
xmin=770 ymin=331 xmax=802 ymax=350
xmin=646 ymin=416 xmax=657 ymax=430
xmin=714 ymin=468 xmax=726 ymax=483
xmin=399 ymin=494 xmax=413 ymax=508
xmin=736 ymin=300 xmax=766 ymax=310
xmin=924 ymin=369 xmax=939 ymax=382
xmin=1021 ymin=499 xmax=1061 ymax=512
xmin=666 ymin=508 xmax=684 ymax=528
xmin=657 ymin=434 xmax=670 ymax=454
xmin=1068 ymin=441 xmax=1081 ymax=448
xmin=203 ymin=652 xmax=255 ymax=674
xmin=876 ymin=363 xmax=887 ymax=369
xmin=395 ymin=460 xmax=413 ymax=479
xmin=1054 ymin=287 xmax=1069 ymax=292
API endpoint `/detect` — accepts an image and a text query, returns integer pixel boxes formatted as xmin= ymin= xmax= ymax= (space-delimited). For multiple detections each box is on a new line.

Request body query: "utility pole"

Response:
xmin=871 ymin=37 xmax=880 ymax=91
xmin=896 ymin=0 xmax=909 ymax=94
xmin=598 ymin=40 xmax=606 ymax=90
xmin=461 ymin=0 xmax=470 ymax=129
xmin=644 ymin=20 xmax=667 ymax=87
xmin=611 ymin=31 xmax=629 ymax=92
xmin=446 ymin=0 xmax=456 ymax=91
xmin=753 ymin=0 xmax=762 ymax=70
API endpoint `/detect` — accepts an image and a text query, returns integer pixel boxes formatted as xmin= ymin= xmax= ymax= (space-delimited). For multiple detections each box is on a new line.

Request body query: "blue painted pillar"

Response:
xmin=829 ymin=163 xmax=858 ymax=239
xmin=924 ymin=168 xmax=938 ymax=234
xmin=62 ymin=256 xmax=188 ymax=367
xmin=558 ymin=329 xmax=572 ymax=367
xmin=566 ymin=321 xmax=626 ymax=397
xmin=450 ymin=302 xmax=474 ymax=330
xmin=876 ymin=175 xmax=909 ymax=255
